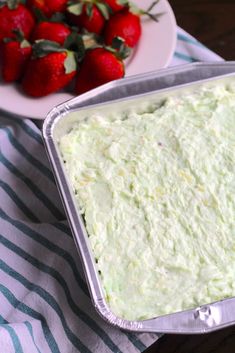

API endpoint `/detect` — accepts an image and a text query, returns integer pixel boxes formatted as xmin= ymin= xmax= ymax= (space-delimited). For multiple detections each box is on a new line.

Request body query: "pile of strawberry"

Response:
xmin=0 ymin=0 xmax=161 ymax=97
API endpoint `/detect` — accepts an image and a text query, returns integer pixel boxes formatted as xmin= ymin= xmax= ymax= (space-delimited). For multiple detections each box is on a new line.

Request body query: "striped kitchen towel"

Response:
xmin=0 ymin=28 xmax=222 ymax=353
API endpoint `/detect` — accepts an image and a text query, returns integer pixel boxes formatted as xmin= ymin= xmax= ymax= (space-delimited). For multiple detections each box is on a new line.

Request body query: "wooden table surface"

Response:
xmin=143 ymin=0 xmax=235 ymax=352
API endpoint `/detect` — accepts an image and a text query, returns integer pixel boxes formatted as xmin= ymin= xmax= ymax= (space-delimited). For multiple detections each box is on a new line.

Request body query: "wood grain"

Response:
xmin=143 ymin=1 xmax=235 ymax=352
xmin=169 ymin=0 xmax=235 ymax=60
xmin=145 ymin=325 xmax=235 ymax=353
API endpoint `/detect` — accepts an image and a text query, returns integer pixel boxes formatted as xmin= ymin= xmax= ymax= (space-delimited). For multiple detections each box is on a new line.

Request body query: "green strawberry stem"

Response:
xmin=130 ymin=0 xmax=164 ymax=22
xmin=147 ymin=0 xmax=160 ymax=12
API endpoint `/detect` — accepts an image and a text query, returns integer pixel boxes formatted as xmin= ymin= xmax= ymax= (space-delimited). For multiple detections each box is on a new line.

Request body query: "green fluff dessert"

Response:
xmin=59 ymin=83 xmax=235 ymax=320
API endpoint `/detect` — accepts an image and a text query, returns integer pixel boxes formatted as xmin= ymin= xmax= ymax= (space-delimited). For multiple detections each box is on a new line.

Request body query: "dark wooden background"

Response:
xmin=170 ymin=0 xmax=235 ymax=60
xmin=143 ymin=0 xmax=235 ymax=352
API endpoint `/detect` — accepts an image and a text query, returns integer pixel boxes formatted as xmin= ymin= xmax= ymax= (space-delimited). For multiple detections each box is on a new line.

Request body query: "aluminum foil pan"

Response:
xmin=43 ymin=62 xmax=235 ymax=334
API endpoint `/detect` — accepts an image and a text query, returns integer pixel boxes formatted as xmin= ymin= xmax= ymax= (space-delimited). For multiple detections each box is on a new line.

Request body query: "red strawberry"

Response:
xmin=67 ymin=2 xmax=109 ymax=35
xmin=1 ymin=33 xmax=32 ymax=82
xmin=31 ymin=21 xmax=71 ymax=45
xmin=104 ymin=9 xmax=141 ymax=48
xmin=26 ymin=0 xmax=68 ymax=18
xmin=0 ymin=1 xmax=35 ymax=43
xmin=103 ymin=0 xmax=127 ymax=13
xmin=75 ymin=47 xmax=124 ymax=95
xmin=22 ymin=40 xmax=77 ymax=97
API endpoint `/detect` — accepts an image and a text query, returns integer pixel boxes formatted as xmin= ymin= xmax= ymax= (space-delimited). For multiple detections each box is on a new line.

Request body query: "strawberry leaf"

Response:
xmin=6 ymin=0 xmax=19 ymax=10
xmin=67 ymin=3 xmax=83 ymax=15
xmin=33 ymin=40 xmax=63 ymax=58
xmin=86 ymin=3 xmax=93 ymax=18
xmin=64 ymin=51 xmax=77 ymax=74
xmin=33 ymin=7 xmax=48 ymax=22
xmin=12 ymin=29 xmax=24 ymax=42
xmin=3 ymin=37 xmax=12 ymax=43
xmin=20 ymin=39 xmax=31 ymax=48
xmin=117 ymin=0 xmax=129 ymax=5
xmin=128 ymin=2 xmax=139 ymax=15
xmin=3 ymin=29 xmax=30 ymax=45
xmin=105 ymin=37 xmax=131 ymax=60
xmin=64 ymin=32 xmax=85 ymax=62
xmin=96 ymin=2 xmax=110 ymax=20
xmin=82 ymin=32 xmax=100 ymax=50
xmin=111 ymin=36 xmax=131 ymax=59
xmin=50 ymin=12 xmax=66 ymax=22
xmin=111 ymin=36 xmax=124 ymax=50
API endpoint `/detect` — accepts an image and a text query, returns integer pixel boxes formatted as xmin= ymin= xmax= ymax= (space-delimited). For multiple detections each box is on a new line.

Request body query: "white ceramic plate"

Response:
xmin=0 ymin=0 xmax=176 ymax=119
